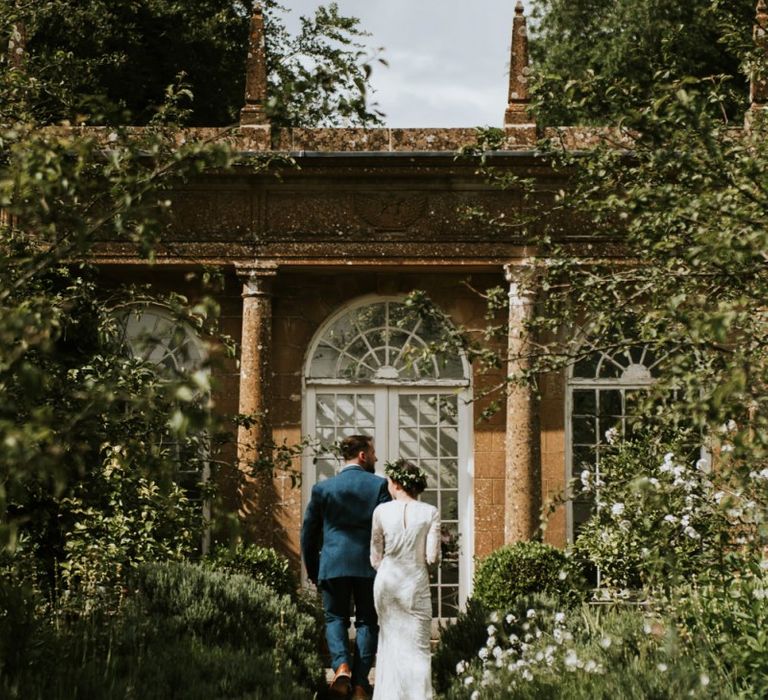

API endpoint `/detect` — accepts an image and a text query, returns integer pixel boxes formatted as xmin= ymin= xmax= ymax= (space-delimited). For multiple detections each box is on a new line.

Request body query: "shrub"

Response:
xmin=127 ymin=561 xmax=323 ymax=694
xmin=204 ymin=542 xmax=298 ymax=597
xmin=0 ymin=561 xmax=324 ymax=699
xmin=433 ymin=599 xmax=490 ymax=694
xmin=572 ymin=436 xmax=736 ymax=593
xmin=444 ymin=600 xmax=733 ymax=700
xmin=472 ymin=541 xmax=582 ymax=612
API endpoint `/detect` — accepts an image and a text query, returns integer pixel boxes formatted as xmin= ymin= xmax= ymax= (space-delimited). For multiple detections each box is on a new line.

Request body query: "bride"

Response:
xmin=370 ymin=459 xmax=441 ymax=700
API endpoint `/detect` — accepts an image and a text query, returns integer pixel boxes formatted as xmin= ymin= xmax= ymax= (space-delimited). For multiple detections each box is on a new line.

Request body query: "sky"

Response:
xmin=283 ymin=0 xmax=531 ymax=128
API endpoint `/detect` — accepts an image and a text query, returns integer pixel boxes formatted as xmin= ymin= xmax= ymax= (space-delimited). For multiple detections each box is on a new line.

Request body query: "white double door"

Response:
xmin=304 ymin=385 xmax=472 ymax=618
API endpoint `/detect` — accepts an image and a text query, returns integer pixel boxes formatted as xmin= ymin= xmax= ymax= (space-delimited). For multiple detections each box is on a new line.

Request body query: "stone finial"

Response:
xmin=504 ymin=2 xmax=532 ymax=126
xmin=240 ymin=2 xmax=269 ymax=126
xmin=8 ymin=21 xmax=27 ymax=70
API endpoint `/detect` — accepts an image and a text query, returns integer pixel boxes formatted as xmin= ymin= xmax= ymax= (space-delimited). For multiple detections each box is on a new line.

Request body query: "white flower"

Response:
xmin=684 ymin=526 xmax=700 ymax=539
xmin=478 ymin=648 xmax=489 ymax=660
xmin=471 ymin=691 xmax=480 ymax=700
xmin=580 ymin=469 xmax=592 ymax=489
xmin=648 ymin=477 xmax=660 ymax=487
xmin=585 ymin=660 xmax=598 ymax=673
xmin=107 ymin=131 xmax=118 ymax=142
xmin=714 ymin=491 xmax=726 ymax=503
xmin=506 ymin=613 xmax=516 ymax=624
xmin=611 ymin=502 xmax=625 ymax=516
xmin=522 ymin=668 xmax=533 ymax=682
xmin=493 ymin=645 xmax=503 ymax=660
xmin=663 ymin=514 xmax=678 ymax=524
xmin=464 ymin=676 xmax=475 ymax=686
xmin=526 ymin=608 xmax=536 ymax=619
xmin=700 ymin=673 xmax=710 ymax=687
xmin=752 ymin=588 xmax=767 ymax=600
xmin=604 ymin=426 xmax=619 ymax=444
xmin=456 ymin=661 xmax=467 ymax=674
xmin=600 ymin=636 xmax=612 ymax=649
xmin=554 ymin=612 xmax=566 ymax=625
xmin=487 ymin=624 xmax=497 ymax=637
xmin=721 ymin=443 xmax=734 ymax=454
xmin=489 ymin=611 xmax=499 ymax=623
xmin=558 ymin=569 xmax=568 ymax=580
xmin=657 ymin=663 xmax=668 ymax=672
xmin=680 ymin=515 xmax=690 ymax=527
xmin=564 ymin=649 xmax=580 ymax=669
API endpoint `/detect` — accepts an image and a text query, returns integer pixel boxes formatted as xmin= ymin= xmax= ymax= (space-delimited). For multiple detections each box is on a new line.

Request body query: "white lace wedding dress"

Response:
xmin=370 ymin=499 xmax=441 ymax=700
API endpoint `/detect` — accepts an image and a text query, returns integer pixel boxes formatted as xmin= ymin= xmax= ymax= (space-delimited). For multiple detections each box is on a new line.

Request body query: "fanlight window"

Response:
xmin=569 ymin=344 xmax=661 ymax=537
xmin=308 ymin=301 xmax=467 ymax=384
xmin=120 ymin=306 xmax=210 ymax=550
xmin=572 ymin=345 xmax=662 ymax=383
xmin=122 ymin=308 xmax=207 ymax=373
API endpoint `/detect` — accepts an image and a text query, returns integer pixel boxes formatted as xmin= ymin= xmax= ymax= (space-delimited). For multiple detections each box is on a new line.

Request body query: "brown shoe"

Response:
xmin=351 ymin=686 xmax=371 ymax=700
xmin=329 ymin=663 xmax=352 ymax=697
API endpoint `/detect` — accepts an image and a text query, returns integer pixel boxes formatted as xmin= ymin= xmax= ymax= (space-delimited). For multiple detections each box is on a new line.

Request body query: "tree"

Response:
xmin=9 ymin=0 xmax=384 ymax=127
xmin=529 ymin=0 xmax=755 ymax=125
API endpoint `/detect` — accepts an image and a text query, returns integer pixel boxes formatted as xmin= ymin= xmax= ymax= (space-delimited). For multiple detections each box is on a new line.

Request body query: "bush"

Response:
xmin=472 ymin=541 xmax=582 ymax=612
xmin=433 ymin=599 xmax=490 ymax=694
xmin=204 ymin=542 xmax=298 ymax=598
xmin=127 ymin=561 xmax=323 ymax=695
xmin=444 ymin=600 xmax=733 ymax=700
xmin=0 ymin=561 xmax=324 ymax=699
xmin=572 ymin=437 xmax=735 ymax=593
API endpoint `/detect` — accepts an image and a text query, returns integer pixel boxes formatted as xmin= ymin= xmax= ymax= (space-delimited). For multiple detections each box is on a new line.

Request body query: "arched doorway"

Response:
xmin=303 ymin=296 xmax=473 ymax=619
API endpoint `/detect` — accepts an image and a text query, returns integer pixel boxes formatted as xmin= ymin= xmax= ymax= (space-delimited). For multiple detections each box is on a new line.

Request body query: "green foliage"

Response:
xmin=433 ymin=599 xmax=491 ymax=695
xmin=572 ymin=431 xmax=744 ymax=594
xmin=445 ymin=601 xmax=731 ymax=700
xmin=7 ymin=0 xmax=384 ymax=127
xmin=676 ymin=565 xmax=768 ymax=697
xmin=127 ymin=562 xmax=323 ymax=695
xmin=1 ymin=562 xmax=324 ymax=699
xmin=204 ymin=542 xmax=298 ymax=597
xmin=472 ymin=541 xmax=582 ymax=612
xmin=529 ymin=0 xmax=754 ymax=125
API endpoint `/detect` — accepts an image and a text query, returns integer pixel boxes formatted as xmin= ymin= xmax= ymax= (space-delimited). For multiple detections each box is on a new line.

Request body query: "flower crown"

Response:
xmin=384 ymin=460 xmax=428 ymax=493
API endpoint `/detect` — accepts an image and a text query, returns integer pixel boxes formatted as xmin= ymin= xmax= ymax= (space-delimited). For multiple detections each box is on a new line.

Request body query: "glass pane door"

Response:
xmin=395 ymin=392 xmax=460 ymax=619
xmin=305 ymin=386 xmax=467 ymax=620
xmin=310 ymin=391 xmax=383 ymax=482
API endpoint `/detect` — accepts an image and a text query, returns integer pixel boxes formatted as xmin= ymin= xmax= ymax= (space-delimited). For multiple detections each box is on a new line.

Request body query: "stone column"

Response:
xmin=235 ymin=262 xmax=278 ymax=543
xmin=503 ymin=261 xmax=540 ymax=543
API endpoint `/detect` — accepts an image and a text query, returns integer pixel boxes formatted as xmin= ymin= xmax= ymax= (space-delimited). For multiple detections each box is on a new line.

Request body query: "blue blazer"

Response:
xmin=301 ymin=465 xmax=390 ymax=583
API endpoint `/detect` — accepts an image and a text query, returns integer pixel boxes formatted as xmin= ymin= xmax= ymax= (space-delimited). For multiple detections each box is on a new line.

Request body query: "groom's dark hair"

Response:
xmin=340 ymin=434 xmax=373 ymax=460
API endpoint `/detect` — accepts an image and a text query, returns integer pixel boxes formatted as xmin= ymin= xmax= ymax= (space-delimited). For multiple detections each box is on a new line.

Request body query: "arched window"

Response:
xmin=568 ymin=345 xmax=661 ymax=538
xmin=308 ymin=299 xmax=467 ymax=383
xmin=122 ymin=307 xmax=207 ymax=373
xmin=121 ymin=305 xmax=210 ymax=550
xmin=304 ymin=297 xmax=472 ymax=620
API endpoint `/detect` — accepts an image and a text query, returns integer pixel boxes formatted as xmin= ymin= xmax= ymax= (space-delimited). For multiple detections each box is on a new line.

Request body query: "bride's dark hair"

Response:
xmin=385 ymin=459 xmax=428 ymax=497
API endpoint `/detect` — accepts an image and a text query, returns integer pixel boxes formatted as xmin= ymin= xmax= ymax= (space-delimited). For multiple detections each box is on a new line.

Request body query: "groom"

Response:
xmin=301 ymin=435 xmax=390 ymax=699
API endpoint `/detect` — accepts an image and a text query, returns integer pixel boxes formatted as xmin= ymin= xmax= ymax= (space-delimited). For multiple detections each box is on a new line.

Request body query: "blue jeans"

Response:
xmin=319 ymin=576 xmax=378 ymax=689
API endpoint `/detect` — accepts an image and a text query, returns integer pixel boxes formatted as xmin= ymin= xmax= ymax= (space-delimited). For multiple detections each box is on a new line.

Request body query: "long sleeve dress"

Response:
xmin=370 ymin=499 xmax=441 ymax=700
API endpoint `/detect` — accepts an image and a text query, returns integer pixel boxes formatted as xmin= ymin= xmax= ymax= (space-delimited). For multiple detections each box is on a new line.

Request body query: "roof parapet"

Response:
xmin=504 ymin=1 xmax=533 ymax=127
xmin=240 ymin=2 xmax=269 ymax=127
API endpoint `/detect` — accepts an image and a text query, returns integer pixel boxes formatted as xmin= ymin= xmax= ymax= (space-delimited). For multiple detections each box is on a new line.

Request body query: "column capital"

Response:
xmin=235 ymin=261 xmax=278 ymax=297
xmin=504 ymin=259 xmax=539 ymax=306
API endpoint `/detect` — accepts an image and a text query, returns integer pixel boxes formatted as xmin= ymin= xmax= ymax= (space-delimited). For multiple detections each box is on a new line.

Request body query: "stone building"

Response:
xmin=90 ymin=2 xmax=768 ymax=619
